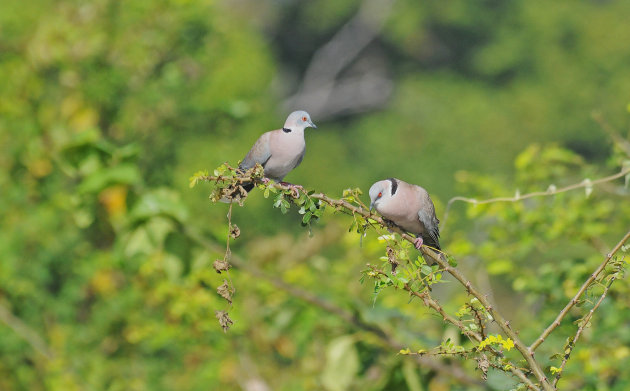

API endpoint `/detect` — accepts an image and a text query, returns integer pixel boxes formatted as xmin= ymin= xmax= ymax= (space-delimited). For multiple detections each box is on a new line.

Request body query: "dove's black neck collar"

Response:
xmin=387 ymin=178 xmax=398 ymax=196
xmin=282 ymin=127 xmax=292 ymax=133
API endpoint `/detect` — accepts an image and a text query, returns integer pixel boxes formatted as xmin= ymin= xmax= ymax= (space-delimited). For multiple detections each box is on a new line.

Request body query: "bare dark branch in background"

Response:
xmin=283 ymin=0 xmax=395 ymax=119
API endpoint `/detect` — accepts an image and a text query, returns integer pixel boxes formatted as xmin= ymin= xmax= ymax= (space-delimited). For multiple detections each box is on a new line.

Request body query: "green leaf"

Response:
xmin=188 ymin=170 xmax=208 ymax=188
xmin=273 ymin=193 xmax=284 ymax=208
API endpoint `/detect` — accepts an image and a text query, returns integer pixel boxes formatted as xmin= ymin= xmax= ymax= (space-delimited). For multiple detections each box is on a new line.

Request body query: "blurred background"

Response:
xmin=1 ymin=0 xmax=630 ymax=390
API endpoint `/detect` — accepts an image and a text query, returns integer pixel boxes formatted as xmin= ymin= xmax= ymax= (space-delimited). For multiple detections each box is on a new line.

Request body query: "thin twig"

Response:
xmin=413 ymin=285 xmax=482 ymax=343
xmin=410 ymin=283 xmax=537 ymax=390
xmin=551 ymin=274 xmax=617 ymax=389
xmin=0 ymin=303 xmax=53 ymax=358
xmin=442 ymin=167 xmax=630 ymax=228
xmin=529 ymin=229 xmax=630 ymax=352
xmin=470 ymin=304 xmax=488 ymax=340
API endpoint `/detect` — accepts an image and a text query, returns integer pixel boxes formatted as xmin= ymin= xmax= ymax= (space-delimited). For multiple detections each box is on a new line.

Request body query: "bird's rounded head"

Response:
xmin=369 ymin=179 xmax=393 ymax=211
xmin=284 ymin=110 xmax=317 ymax=131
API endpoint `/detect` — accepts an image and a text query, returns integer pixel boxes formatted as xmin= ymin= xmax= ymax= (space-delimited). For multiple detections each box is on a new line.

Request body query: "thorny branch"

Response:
xmin=369 ymin=266 xmax=537 ymax=390
xmin=197 ymin=171 xmax=554 ymax=390
xmin=552 ymin=270 xmax=621 ymax=388
xmin=193 ymin=166 xmax=630 ymax=391
xmin=529 ymin=230 xmax=630 ymax=352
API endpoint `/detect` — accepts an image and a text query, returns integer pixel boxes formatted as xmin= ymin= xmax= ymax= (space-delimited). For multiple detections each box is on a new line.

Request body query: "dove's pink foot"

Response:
xmin=413 ymin=237 xmax=424 ymax=250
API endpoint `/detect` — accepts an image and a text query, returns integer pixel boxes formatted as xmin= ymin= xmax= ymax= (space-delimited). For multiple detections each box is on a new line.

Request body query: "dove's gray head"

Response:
xmin=283 ymin=110 xmax=317 ymax=132
xmin=369 ymin=178 xmax=397 ymax=211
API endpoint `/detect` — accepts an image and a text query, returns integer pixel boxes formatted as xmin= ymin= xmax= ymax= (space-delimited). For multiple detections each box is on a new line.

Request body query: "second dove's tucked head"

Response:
xmin=369 ymin=179 xmax=396 ymax=211
xmin=284 ymin=110 xmax=317 ymax=131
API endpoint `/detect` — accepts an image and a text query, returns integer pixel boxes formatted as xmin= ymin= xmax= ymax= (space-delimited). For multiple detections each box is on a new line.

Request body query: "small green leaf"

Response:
xmin=302 ymin=211 xmax=312 ymax=224
xmin=421 ymin=265 xmax=432 ymax=276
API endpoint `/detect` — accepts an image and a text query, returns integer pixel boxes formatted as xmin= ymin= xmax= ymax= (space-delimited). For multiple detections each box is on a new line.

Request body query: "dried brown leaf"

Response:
xmin=477 ymin=354 xmax=489 ymax=381
xmin=386 ymin=246 xmax=399 ymax=275
xmin=229 ymin=224 xmax=240 ymax=239
xmin=220 ymin=184 xmax=248 ymax=205
xmin=213 ymin=259 xmax=231 ymax=274
xmin=215 ymin=310 xmax=234 ymax=333
xmin=217 ymin=279 xmax=233 ymax=303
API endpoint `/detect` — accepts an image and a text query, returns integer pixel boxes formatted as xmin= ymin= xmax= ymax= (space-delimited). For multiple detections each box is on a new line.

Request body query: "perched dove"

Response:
xmin=369 ymin=178 xmax=441 ymax=250
xmin=221 ymin=111 xmax=316 ymax=202
xmin=239 ymin=110 xmax=316 ymax=185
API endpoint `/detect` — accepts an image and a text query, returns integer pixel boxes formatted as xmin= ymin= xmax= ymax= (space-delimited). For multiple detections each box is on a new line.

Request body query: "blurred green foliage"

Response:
xmin=1 ymin=0 xmax=630 ymax=390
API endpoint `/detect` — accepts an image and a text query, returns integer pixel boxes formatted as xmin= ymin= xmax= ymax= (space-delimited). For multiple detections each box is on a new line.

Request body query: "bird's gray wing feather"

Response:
xmin=240 ymin=132 xmax=272 ymax=170
xmin=418 ymin=207 xmax=440 ymax=249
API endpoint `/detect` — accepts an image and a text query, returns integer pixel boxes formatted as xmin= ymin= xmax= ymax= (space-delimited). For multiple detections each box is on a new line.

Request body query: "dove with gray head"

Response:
xmin=221 ymin=111 xmax=316 ymax=202
xmin=369 ymin=178 xmax=441 ymax=250
xmin=239 ymin=110 xmax=316 ymax=184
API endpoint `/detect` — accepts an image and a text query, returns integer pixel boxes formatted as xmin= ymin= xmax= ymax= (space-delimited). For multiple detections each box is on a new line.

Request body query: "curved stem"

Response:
xmin=442 ymin=167 xmax=630 ymax=228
